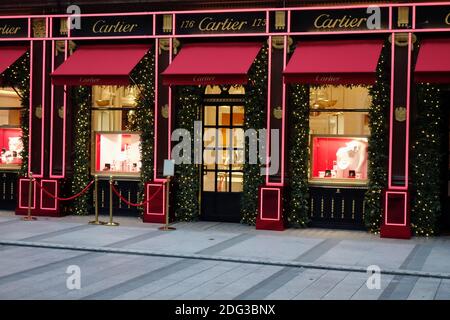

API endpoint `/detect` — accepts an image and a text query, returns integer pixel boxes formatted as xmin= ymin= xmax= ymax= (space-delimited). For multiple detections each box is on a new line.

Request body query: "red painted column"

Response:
xmin=144 ymin=37 xmax=172 ymax=223
xmin=380 ymin=33 xmax=413 ymax=239
xmin=256 ymin=34 xmax=286 ymax=231
xmin=17 ymin=18 xmax=62 ymax=217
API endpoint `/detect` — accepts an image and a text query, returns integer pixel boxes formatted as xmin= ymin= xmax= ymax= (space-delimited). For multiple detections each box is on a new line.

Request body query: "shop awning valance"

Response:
xmin=161 ymin=42 xmax=262 ymax=85
xmin=415 ymin=39 xmax=450 ymax=83
xmin=0 ymin=46 xmax=28 ymax=75
xmin=51 ymin=44 xmax=151 ymax=86
xmin=283 ymin=40 xmax=384 ymax=85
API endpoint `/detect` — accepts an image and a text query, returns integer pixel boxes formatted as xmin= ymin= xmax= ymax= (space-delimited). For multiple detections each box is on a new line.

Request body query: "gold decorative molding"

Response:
xmin=35 ymin=105 xmax=42 ymax=119
xmin=275 ymin=11 xmax=286 ymax=30
xmin=388 ymin=33 xmax=417 ymax=48
xmin=270 ymin=36 xmax=293 ymax=52
xmin=161 ymin=104 xmax=169 ymax=119
xmin=32 ymin=19 xmax=46 ymax=38
xmin=163 ymin=15 xmax=173 ymax=33
xmin=398 ymin=7 xmax=410 ymax=28
xmin=58 ymin=106 xmax=64 ymax=119
xmin=272 ymin=106 xmax=282 ymax=119
xmin=395 ymin=106 xmax=407 ymax=122
xmin=159 ymin=38 xmax=180 ymax=55
xmin=55 ymin=40 xmax=77 ymax=56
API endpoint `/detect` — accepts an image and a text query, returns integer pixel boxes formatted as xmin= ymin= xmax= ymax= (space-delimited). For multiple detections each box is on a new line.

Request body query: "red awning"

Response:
xmin=51 ymin=44 xmax=151 ymax=86
xmin=415 ymin=39 xmax=450 ymax=83
xmin=162 ymin=42 xmax=261 ymax=85
xmin=283 ymin=40 xmax=384 ymax=85
xmin=0 ymin=46 xmax=28 ymax=75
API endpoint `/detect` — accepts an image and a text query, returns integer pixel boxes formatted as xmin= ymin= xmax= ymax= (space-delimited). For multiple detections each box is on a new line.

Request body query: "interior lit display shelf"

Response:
xmin=308 ymin=179 xmax=368 ymax=188
xmin=0 ymin=165 xmax=21 ymax=171
xmin=92 ymin=131 xmax=142 ymax=179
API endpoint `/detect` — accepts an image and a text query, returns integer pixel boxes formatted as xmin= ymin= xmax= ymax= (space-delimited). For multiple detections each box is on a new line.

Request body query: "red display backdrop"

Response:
xmin=0 ymin=128 xmax=23 ymax=166
xmin=311 ymin=136 xmax=368 ymax=180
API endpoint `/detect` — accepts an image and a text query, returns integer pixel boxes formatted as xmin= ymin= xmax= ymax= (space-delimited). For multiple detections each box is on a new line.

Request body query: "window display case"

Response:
xmin=0 ymin=128 xmax=23 ymax=169
xmin=94 ymin=132 xmax=141 ymax=176
xmin=310 ymin=135 xmax=368 ymax=185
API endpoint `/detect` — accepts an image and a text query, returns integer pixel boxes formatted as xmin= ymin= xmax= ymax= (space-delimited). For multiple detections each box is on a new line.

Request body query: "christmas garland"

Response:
xmin=2 ymin=53 xmax=30 ymax=177
xmin=130 ymin=52 xmax=155 ymax=213
xmin=173 ymin=86 xmax=202 ymax=221
xmin=364 ymin=44 xmax=390 ymax=233
xmin=241 ymin=45 xmax=268 ymax=225
xmin=71 ymin=86 xmax=92 ymax=215
xmin=411 ymin=84 xmax=443 ymax=236
xmin=286 ymin=84 xmax=310 ymax=227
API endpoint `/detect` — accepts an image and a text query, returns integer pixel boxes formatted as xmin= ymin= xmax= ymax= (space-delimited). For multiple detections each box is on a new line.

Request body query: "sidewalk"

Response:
xmin=1 ymin=210 xmax=450 ymax=299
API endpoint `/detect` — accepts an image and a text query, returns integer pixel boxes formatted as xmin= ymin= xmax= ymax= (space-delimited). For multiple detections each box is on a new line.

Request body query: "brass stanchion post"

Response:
xmin=159 ymin=177 xmax=175 ymax=231
xmin=105 ymin=176 xmax=119 ymax=226
xmin=22 ymin=172 xmax=37 ymax=221
xmin=89 ymin=175 xmax=105 ymax=225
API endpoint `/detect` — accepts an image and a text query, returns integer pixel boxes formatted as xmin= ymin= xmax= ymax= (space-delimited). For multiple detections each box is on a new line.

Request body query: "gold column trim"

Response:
xmin=352 ymin=200 xmax=356 ymax=220
xmin=275 ymin=11 xmax=286 ymax=30
xmin=331 ymin=198 xmax=334 ymax=218
xmin=320 ymin=197 xmax=324 ymax=218
xmin=341 ymin=199 xmax=345 ymax=219
xmin=32 ymin=19 xmax=46 ymax=38
xmin=398 ymin=7 xmax=409 ymax=27
xmin=163 ymin=15 xmax=173 ymax=33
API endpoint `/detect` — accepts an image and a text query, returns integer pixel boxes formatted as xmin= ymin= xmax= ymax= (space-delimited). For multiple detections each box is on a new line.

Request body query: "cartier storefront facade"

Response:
xmin=1 ymin=1 xmax=450 ymax=239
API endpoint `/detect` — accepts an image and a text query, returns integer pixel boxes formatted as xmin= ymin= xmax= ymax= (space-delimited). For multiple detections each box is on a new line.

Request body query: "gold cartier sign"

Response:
xmin=0 ymin=24 xmax=21 ymax=35
xmin=197 ymin=17 xmax=248 ymax=32
xmin=290 ymin=8 xmax=389 ymax=32
xmin=71 ymin=15 xmax=153 ymax=37
xmin=0 ymin=19 xmax=28 ymax=38
xmin=92 ymin=20 xmax=138 ymax=34
xmin=446 ymin=12 xmax=450 ymax=25
xmin=176 ymin=12 xmax=266 ymax=35
xmin=313 ymin=14 xmax=368 ymax=29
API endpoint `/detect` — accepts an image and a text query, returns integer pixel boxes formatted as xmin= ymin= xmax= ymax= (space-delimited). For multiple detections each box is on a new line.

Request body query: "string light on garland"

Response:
xmin=287 ymin=84 xmax=310 ymax=227
xmin=364 ymin=43 xmax=390 ymax=233
xmin=411 ymin=83 xmax=443 ymax=236
xmin=71 ymin=86 xmax=92 ymax=215
xmin=173 ymin=86 xmax=202 ymax=221
xmin=241 ymin=44 xmax=268 ymax=225
xmin=130 ymin=52 xmax=155 ymax=214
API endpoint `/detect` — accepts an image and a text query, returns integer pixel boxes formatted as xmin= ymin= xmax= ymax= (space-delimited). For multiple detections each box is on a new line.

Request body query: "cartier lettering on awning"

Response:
xmin=283 ymin=39 xmax=384 ymax=85
xmin=161 ymin=42 xmax=262 ymax=85
xmin=415 ymin=38 xmax=450 ymax=83
xmin=51 ymin=44 xmax=151 ymax=86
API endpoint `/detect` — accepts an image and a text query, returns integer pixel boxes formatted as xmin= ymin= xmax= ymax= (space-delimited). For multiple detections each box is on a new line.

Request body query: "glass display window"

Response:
xmin=308 ymin=86 xmax=371 ymax=185
xmin=310 ymin=136 xmax=368 ymax=183
xmin=91 ymin=85 xmax=139 ymax=132
xmin=90 ymin=85 xmax=142 ymax=177
xmin=309 ymin=85 xmax=370 ymax=135
xmin=94 ymin=132 xmax=141 ymax=176
xmin=0 ymin=88 xmax=22 ymax=170
xmin=202 ymin=83 xmax=245 ymax=193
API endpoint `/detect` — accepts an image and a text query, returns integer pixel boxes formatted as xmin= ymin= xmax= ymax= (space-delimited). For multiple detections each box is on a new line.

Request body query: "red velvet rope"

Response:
xmin=35 ymin=180 xmax=94 ymax=201
xmin=111 ymin=183 xmax=163 ymax=207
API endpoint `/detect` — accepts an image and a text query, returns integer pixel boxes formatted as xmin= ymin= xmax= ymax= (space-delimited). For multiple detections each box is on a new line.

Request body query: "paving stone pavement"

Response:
xmin=0 ymin=211 xmax=450 ymax=300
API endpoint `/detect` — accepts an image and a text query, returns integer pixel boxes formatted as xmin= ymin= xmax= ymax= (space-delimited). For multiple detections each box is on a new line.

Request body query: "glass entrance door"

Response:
xmin=201 ymin=103 xmax=245 ymax=222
